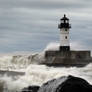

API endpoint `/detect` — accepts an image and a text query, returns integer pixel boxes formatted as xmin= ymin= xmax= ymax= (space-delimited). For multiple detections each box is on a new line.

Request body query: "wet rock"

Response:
xmin=38 ymin=75 xmax=92 ymax=92
xmin=22 ymin=85 xmax=39 ymax=92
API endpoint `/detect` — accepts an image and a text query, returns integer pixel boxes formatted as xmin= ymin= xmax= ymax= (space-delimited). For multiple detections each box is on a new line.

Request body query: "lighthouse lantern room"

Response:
xmin=58 ymin=14 xmax=71 ymax=51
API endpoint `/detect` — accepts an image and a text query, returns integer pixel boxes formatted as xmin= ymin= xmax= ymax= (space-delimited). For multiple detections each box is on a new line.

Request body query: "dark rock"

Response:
xmin=22 ymin=85 xmax=39 ymax=92
xmin=38 ymin=75 xmax=92 ymax=92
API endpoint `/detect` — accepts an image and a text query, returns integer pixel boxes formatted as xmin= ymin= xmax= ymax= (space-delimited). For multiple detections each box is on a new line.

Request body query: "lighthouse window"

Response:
xmin=65 ymin=36 xmax=67 ymax=39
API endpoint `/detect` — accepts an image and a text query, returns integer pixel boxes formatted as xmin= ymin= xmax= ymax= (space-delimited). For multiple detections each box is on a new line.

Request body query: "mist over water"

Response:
xmin=0 ymin=43 xmax=92 ymax=92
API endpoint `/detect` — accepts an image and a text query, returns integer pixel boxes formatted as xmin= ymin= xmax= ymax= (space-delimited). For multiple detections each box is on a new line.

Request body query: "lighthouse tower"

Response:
xmin=58 ymin=14 xmax=71 ymax=51
xmin=44 ymin=15 xmax=91 ymax=66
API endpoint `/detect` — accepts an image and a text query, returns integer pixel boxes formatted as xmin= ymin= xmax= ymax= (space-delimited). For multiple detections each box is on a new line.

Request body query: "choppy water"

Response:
xmin=0 ymin=55 xmax=92 ymax=92
xmin=0 ymin=43 xmax=92 ymax=92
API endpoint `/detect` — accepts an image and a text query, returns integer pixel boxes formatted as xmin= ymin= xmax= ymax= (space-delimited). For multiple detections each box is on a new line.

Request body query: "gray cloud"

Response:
xmin=0 ymin=0 xmax=91 ymax=10
xmin=0 ymin=0 xmax=92 ymax=53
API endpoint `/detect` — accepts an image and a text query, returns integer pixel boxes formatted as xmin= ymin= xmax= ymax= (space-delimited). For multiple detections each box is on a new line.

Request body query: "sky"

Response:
xmin=0 ymin=0 xmax=92 ymax=53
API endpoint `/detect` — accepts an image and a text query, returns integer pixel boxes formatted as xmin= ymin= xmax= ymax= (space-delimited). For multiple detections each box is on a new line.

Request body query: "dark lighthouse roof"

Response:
xmin=58 ymin=14 xmax=71 ymax=29
xmin=60 ymin=14 xmax=69 ymax=20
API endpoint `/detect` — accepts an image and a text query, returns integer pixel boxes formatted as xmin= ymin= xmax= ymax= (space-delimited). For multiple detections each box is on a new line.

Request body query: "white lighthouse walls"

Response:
xmin=60 ymin=28 xmax=70 ymax=46
xmin=58 ymin=14 xmax=71 ymax=51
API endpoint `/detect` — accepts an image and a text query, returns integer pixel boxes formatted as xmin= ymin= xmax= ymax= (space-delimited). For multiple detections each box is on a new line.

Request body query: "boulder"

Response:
xmin=38 ymin=75 xmax=92 ymax=92
xmin=22 ymin=85 xmax=39 ymax=92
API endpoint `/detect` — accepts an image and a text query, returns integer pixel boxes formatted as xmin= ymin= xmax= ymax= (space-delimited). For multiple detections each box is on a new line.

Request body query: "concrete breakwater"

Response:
xmin=43 ymin=50 xmax=92 ymax=67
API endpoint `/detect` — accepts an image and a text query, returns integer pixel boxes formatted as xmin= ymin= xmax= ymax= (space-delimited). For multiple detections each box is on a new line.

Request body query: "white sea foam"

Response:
xmin=44 ymin=42 xmax=60 ymax=51
xmin=0 ymin=50 xmax=45 ymax=71
xmin=0 ymin=53 xmax=42 ymax=71
xmin=0 ymin=63 xmax=92 ymax=92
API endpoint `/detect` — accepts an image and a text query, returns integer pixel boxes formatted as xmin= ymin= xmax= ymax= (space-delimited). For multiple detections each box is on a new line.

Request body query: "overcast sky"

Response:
xmin=0 ymin=0 xmax=92 ymax=53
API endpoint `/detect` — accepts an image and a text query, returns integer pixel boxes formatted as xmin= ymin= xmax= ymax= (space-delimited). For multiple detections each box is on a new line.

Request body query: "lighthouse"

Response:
xmin=44 ymin=15 xmax=91 ymax=67
xmin=58 ymin=14 xmax=71 ymax=51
